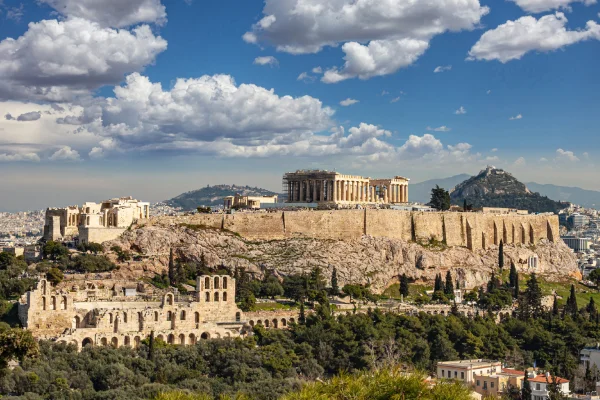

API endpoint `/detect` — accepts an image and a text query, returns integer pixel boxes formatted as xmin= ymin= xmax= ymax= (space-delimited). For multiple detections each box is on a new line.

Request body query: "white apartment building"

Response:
xmin=529 ymin=372 xmax=570 ymax=400
xmin=436 ymin=359 xmax=502 ymax=384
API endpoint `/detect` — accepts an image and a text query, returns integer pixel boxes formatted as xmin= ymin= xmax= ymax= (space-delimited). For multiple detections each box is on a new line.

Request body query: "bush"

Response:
xmin=46 ymin=268 xmax=64 ymax=285
xmin=70 ymin=254 xmax=118 ymax=273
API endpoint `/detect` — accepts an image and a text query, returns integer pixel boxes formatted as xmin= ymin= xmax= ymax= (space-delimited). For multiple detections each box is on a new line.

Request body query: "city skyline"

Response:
xmin=0 ymin=0 xmax=599 ymax=211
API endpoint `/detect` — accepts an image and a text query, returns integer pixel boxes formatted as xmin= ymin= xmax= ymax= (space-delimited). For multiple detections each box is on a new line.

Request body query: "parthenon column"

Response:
xmin=299 ymin=181 xmax=304 ymax=202
xmin=384 ymin=186 xmax=389 ymax=203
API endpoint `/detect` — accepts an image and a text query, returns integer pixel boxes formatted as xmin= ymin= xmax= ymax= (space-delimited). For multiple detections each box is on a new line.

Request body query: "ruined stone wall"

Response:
xmin=80 ymin=227 xmax=127 ymax=244
xmin=152 ymin=211 xmax=559 ymax=250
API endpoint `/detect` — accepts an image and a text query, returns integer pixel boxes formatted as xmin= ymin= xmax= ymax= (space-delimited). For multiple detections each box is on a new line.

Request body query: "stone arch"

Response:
xmin=51 ymin=296 xmax=57 ymax=310
xmin=204 ymin=277 xmax=210 ymax=290
xmin=134 ymin=336 xmax=141 ymax=348
xmin=205 ymin=292 xmax=210 ymax=302
xmin=223 ymin=292 xmax=228 ymax=302
xmin=257 ymin=320 xmax=263 ymax=325
xmin=235 ymin=312 xmax=241 ymax=322
xmin=214 ymin=292 xmax=219 ymax=302
xmin=214 ymin=276 xmax=220 ymax=289
xmin=157 ymin=334 xmax=164 ymax=342
xmin=42 ymin=297 xmax=47 ymax=311
xmin=189 ymin=333 xmax=196 ymax=345
xmin=249 ymin=320 xmax=255 ymax=327
xmin=154 ymin=311 xmax=159 ymax=321
xmin=124 ymin=336 xmax=131 ymax=347
xmin=281 ymin=318 xmax=287 ymax=327
xmin=167 ymin=311 xmax=173 ymax=321
xmin=180 ymin=310 xmax=186 ymax=320
xmin=111 ymin=337 xmax=118 ymax=348
xmin=214 ymin=333 xmax=221 ymax=339
xmin=109 ymin=313 xmax=114 ymax=324
xmin=201 ymin=332 xmax=210 ymax=340
xmin=225 ymin=332 xmax=231 ymax=338
xmin=73 ymin=316 xmax=81 ymax=329
xmin=166 ymin=293 xmax=174 ymax=306
xmin=168 ymin=334 xmax=175 ymax=344
xmin=100 ymin=337 xmax=108 ymax=346
xmin=123 ymin=312 xmax=128 ymax=323
xmin=440 ymin=311 xmax=445 ymax=315
xmin=264 ymin=319 xmax=270 ymax=327
xmin=138 ymin=312 xmax=143 ymax=331
xmin=289 ymin=318 xmax=295 ymax=324
xmin=195 ymin=312 xmax=200 ymax=324
xmin=179 ymin=334 xmax=185 ymax=345
xmin=223 ymin=277 xmax=228 ymax=289
xmin=82 ymin=337 xmax=93 ymax=348
xmin=272 ymin=319 xmax=278 ymax=328
xmin=61 ymin=296 xmax=67 ymax=310
xmin=41 ymin=279 xmax=47 ymax=295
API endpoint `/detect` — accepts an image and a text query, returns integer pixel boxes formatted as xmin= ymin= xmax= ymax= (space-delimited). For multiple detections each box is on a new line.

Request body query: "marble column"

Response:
xmin=299 ymin=181 xmax=304 ymax=202
xmin=404 ymin=185 xmax=409 ymax=203
xmin=384 ymin=186 xmax=389 ymax=203
xmin=321 ymin=180 xmax=325 ymax=202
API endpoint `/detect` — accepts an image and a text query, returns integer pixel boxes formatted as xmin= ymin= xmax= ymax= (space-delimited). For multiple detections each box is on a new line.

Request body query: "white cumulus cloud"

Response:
xmin=455 ymin=106 xmax=467 ymax=115
xmin=508 ymin=0 xmax=597 ymax=13
xmin=340 ymin=98 xmax=359 ymax=107
xmin=0 ymin=152 xmax=41 ymax=162
xmin=49 ymin=146 xmax=81 ymax=161
xmin=434 ymin=65 xmax=452 ymax=73
xmin=253 ymin=56 xmax=279 ymax=66
xmin=556 ymin=148 xmax=579 ymax=162
xmin=509 ymin=114 xmax=523 ymax=120
xmin=427 ymin=126 xmax=451 ymax=132
xmin=0 ymin=18 xmax=167 ymax=101
xmin=468 ymin=12 xmax=600 ymax=63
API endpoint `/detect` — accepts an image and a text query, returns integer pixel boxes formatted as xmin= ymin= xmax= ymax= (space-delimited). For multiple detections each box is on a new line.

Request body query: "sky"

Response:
xmin=0 ymin=0 xmax=599 ymax=211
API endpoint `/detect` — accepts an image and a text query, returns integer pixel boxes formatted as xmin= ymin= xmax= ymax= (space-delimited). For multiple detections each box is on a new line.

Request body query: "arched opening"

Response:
xmin=166 ymin=294 xmax=174 ymax=306
xmin=249 ymin=320 xmax=255 ymax=327
xmin=223 ymin=292 xmax=228 ymax=302
xmin=189 ymin=333 xmax=196 ymax=344
xmin=157 ymin=334 xmax=164 ymax=342
xmin=123 ymin=312 xmax=128 ymax=323
xmin=167 ymin=311 xmax=173 ymax=321
xmin=73 ymin=316 xmax=81 ymax=329
xmin=134 ymin=336 xmax=141 ymax=348
xmin=214 ymin=277 xmax=220 ymax=289
xmin=204 ymin=277 xmax=210 ymax=289
xmin=257 ymin=320 xmax=263 ymax=325
xmin=138 ymin=312 xmax=143 ymax=331
xmin=42 ymin=297 xmax=47 ymax=311
xmin=195 ymin=312 xmax=200 ymax=324
xmin=51 ymin=296 xmax=57 ymax=310
xmin=521 ymin=225 xmax=526 ymax=244
xmin=124 ymin=336 xmax=131 ymax=347
xmin=205 ymin=292 xmax=210 ymax=302
xmin=223 ymin=277 xmax=228 ymax=289
xmin=201 ymin=332 xmax=210 ymax=340
xmin=100 ymin=337 xmax=108 ymax=346
xmin=235 ymin=312 xmax=241 ymax=322
xmin=168 ymin=334 xmax=175 ymax=344
xmin=529 ymin=224 xmax=535 ymax=244
xmin=111 ymin=337 xmax=118 ymax=348
xmin=82 ymin=338 xmax=93 ymax=348
xmin=179 ymin=334 xmax=185 ymax=345
xmin=180 ymin=310 xmax=186 ymax=320
xmin=61 ymin=296 xmax=67 ymax=310
xmin=265 ymin=319 xmax=270 ymax=327
xmin=109 ymin=313 xmax=113 ymax=324
xmin=289 ymin=318 xmax=295 ymax=324
xmin=214 ymin=292 xmax=219 ymax=302
xmin=281 ymin=318 xmax=287 ymax=327
xmin=41 ymin=280 xmax=47 ymax=295
xmin=272 ymin=319 xmax=278 ymax=328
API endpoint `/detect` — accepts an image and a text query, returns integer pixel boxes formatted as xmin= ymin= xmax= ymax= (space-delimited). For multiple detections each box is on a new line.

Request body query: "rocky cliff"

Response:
xmin=107 ymin=220 xmax=579 ymax=293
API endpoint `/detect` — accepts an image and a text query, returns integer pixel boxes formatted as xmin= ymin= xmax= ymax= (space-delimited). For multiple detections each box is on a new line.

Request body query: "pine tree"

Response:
xmin=509 ymin=262 xmax=518 ymax=288
xmin=520 ymin=273 xmax=542 ymax=319
xmin=148 ymin=330 xmax=155 ymax=361
xmin=331 ymin=267 xmax=339 ymax=296
xmin=552 ymin=296 xmax=559 ymax=316
xmin=444 ymin=271 xmax=454 ymax=296
xmin=299 ymin=302 xmax=306 ymax=325
xmin=522 ymin=371 xmax=532 ymax=400
xmin=168 ymin=248 xmax=175 ymax=286
xmin=400 ymin=274 xmax=410 ymax=297
xmin=498 ymin=240 xmax=504 ymax=270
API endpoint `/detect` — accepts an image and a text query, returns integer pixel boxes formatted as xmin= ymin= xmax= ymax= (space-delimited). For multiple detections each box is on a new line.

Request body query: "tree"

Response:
xmin=330 ymin=267 xmax=339 ymax=296
xmin=0 ymin=328 xmax=38 ymax=370
xmin=168 ymin=248 xmax=175 ymax=286
xmin=514 ymin=274 xmax=520 ymax=299
xmin=444 ymin=271 xmax=454 ymax=297
xmin=261 ymin=275 xmax=284 ymax=299
xmin=239 ymin=292 xmax=256 ymax=312
xmin=565 ymin=284 xmax=578 ymax=318
xmin=463 ymin=199 xmax=468 ymax=212
xmin=148 ymin=331 xmax=155 ymax=361
xmin=46 ymin=268 xmax=64 ymax=285
xmin=552 ymin=296 xmax=560 ymax=316
xmin=400 ymin=274 xmax=410 ymax=298
xmin=43 ymin=241 xmax=68 ymax=261
xmin=0 ymin=252 xmax=16 ymax=269
xmin=197 ymin=206 xmax=212 ymax=214
xmin=589 ymin=268 xmax=600 ymax=290
xmin=522 ymin=371 xmax=532 ymax=400
xmin=298 ymin=302 xmax=306 ymax=325
xmin=498 ymin=240 xmax=504 ymax=270
xmin=283 ymin=274 xmax=309 ymax=303
xmin=434 ymin=274 xmax=443 ymax=292
xmin=486 ymin=272 xmax=500 ymax=293
xmin=429 ymin=185 xmax=451 ymax=211
xmin=518 ymin=273 xmax=543 ymax=319
xmin=509 ymin=262 xmax=518 ymax=288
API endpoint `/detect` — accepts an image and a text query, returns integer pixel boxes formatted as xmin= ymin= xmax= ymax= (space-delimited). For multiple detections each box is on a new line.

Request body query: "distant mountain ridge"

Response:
xmin=449 ymin=167 xmax=567 ymax=213
xmin=166 ymin=185 xmax=280 ymax=210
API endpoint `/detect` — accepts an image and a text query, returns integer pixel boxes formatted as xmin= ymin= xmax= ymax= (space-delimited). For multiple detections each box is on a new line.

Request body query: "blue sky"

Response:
xmin=0 ymin=0 xmax=599 ymax=211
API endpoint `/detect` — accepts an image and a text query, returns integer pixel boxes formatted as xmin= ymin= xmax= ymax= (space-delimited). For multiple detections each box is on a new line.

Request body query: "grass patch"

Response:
xmin=383 ymin=283 xmax=431 ymax=300
xmin=417 ymin=237 xmax=447 ymax=251
xmin=520 ymin=274 xmax=600 ymax=307
xmin=253 ymin=302 xmax=298 ymax=311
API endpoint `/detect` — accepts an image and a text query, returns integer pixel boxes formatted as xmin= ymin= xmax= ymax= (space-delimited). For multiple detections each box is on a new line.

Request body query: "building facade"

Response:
xmin=562 ymin=236 xmax=591 ymax=253
xmin=43 ymin=197 xmax=150 ymax=243
xmin=283 ymin=170 xmax=409 ymax=205
xmin=223 ymin=194 xmax=278 ymax=210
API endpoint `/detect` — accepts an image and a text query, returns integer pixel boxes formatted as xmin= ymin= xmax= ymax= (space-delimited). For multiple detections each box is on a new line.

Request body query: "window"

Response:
xmin=454 ymin=371 xmax=457 ymax=378
xmin=491 ymin=382 xmax=494 ymax=388
xmin=461 ymin=372 xmax=464 ymax=379
xmin=447 ymin=371 xmax=451 ymax=378
xmin=441 ymin=370 xmax=444 ymax=377
xmin=483 ymin=382 xmax=487 ymax=390
xmin=536 ymin=383 xmax=541 ymax=390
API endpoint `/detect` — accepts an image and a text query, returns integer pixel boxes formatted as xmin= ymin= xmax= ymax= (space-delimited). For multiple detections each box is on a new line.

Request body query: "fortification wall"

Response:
xmin=153 ymin=211 xmax=559 ymax=250
xmin=80 ymin=227 xmax=127 ymax=244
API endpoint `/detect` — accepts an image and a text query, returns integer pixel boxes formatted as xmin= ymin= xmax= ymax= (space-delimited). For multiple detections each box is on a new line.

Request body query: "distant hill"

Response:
xmin=409 ymin=174 xmax=471 ymax=204
xmin=166 ymin=185 xmax=280 ymax=210
xmin=525 ymin=182 xmax=600 ymax=209
xmin=450 ymin=167 xmax=568 ymax=213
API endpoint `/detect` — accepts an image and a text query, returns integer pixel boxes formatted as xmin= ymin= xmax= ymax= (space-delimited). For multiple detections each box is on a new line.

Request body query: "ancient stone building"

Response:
xmin=283 ymin=170 xmax=409 ymax=204
xmin=43 ymin=197 xmax=150 ymax=243
xmin=223 ymin=194 xmax=278 ymax=210
xmin=18 ymin=275 xmax=250 ymax=350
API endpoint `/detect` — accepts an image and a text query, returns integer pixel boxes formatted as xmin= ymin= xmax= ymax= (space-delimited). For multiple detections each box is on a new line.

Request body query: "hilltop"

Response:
xmin=450 ymin=167 xmax=568 ymax=213
xmin=165 ymin=184 xmax=280 ymax=210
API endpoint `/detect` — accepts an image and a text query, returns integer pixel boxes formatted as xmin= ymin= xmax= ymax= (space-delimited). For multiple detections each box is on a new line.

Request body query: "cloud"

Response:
xmin=513 ymin=157 xmax=527 ymax=166
xmin=340 ymin=98 xmax=359 ymax=107
xmin=245 ymin=0 xmax=489 ymax=81
xmin=297 ymin=72 xmax=316 ymax=83
xmin=468 ymin=12 xmax=600 ymax=63
xmin=312 ymin=67 xmax=323 ymax=74
xmin=509 ymin=114 xmax=523 ymax=120
xmin=321 ymin=39 xmax=429 ymax=83
xmin=15 ymin=111 xmax=42 ymax=122
xmin=486 ymin=156 xmax=499 ymax=162
xmin=434 ymin=65 xmax=452 ymax=73
xmin=38 ymin=0 xmax=167 ymax=28
xmin=0 ymin=18 xmax=167 ymax=101
xmin=491 ymin=148 xmax=498 ymax=152
xmin=540 ymin=157 xmax=548 ymax=162
xmin=390 ymin=97 xmax=401 ymax=103
xmin=508 ymin=0 xmax=597 ymax=13
xmin=398 ymin=134 xmax=444 ymax=159
xmin=381 ymin=90 xmax=390 ymax=96
xmin=253 ymin=56 xmax=279 ymax=66
xmin=4 ymin=113 xmax=14 ymax=120
xmin=49 ymin=146 xmax=81 ymax=161
xmin=426 ymin=126 xmax=451 ymax=132
xmin=455 ymin=106 xmax=467 ymax=115
xmin=0 ymin=152 xmax=40 ymax=162
xmin=5 ymin=3 xmax=24 ymax=22
xmin=556 ymin=148 xmax=579 ymax=162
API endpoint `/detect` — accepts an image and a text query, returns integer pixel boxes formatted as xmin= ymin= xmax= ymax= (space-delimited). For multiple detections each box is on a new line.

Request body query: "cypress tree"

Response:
xmin=434 ymin=274 xmax=443 ymax=292
xmin=552 ymin=296 xmax=559 ymax=316
xmin=522 ymin=371 xmax=532 ymax=399
xmin=509 ymin=262 xmax=518 ymax=288
xmin=299 ymin=302 xmax=306 ymax=325
xmin=444 ymin=271 xmax=454 ymax=296
xmin=524 ymin=273 xmax=543 ymax=318
xmin=487 ymin=272 xmax=499 ymax=292
xmin=331 ymin=267 xmax=339 ymax=296
xmin=566 ymin=284 xmax=578 ymax=318
xmin=513 ymin=273 xmax=520 ymax=299
xmin=400 ymin=273 xmax=410 ymax=297
xmin=148 ymin=330 xmax=155 ymax=361
xmin=498 ymin=240 xmax=504 ymax=270
xmin=587 ymin=297 xmax=597 ymax=322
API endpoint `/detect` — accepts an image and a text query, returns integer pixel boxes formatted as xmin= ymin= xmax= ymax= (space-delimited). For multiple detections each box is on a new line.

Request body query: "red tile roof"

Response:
xmin=529 ymin=374 xmax=569 ymax=384
xmin=501 ymin=368 xmax=525 ymax=376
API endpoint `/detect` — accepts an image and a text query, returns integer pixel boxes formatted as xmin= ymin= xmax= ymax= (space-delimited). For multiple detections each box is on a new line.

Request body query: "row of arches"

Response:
xmin=82 ymin=331 xmax=220 ymax=348
xmin=41 ymin=295 xmax=68 ymax=311
xmin=247 ymin=317 xmax=294 ymax=329
xmin=204 ymin=291 xmax=228 ymax=302
xmin=202 ymin=276 xmax=228 ymax=290
xmin=105 ymin=310 xmax=207 ymax=327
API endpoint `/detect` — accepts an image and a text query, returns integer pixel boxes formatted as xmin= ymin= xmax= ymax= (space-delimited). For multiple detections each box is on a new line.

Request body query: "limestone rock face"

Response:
xmin=108 ymin=223 xmax=579 ymax=293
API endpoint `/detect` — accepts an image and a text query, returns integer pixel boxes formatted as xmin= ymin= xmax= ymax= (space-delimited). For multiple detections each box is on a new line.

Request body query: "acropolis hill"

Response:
xmin=109 ymin=209 xmax=578 ymax=293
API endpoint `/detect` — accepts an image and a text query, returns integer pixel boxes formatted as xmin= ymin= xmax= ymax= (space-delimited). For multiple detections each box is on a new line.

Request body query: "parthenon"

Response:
xmin=283 ymin=170 xmax=409 ymax=204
